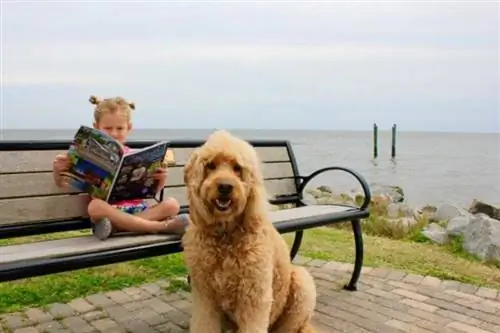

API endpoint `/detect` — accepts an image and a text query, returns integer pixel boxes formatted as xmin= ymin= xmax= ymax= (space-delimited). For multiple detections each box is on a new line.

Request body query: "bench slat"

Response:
xmin=0 ymin=179 xmax=298 ymax=226
xmin=0 ymin=205 xmax=352 ymax=265
xmin=0 ymin=162 xmax=295 ymax=199
xmin=0 ymin=146 xmax=290 ymax=173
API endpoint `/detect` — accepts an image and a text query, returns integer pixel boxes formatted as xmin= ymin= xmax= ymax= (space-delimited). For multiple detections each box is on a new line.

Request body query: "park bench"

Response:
xmin=0 ymin=139 xmax=371 ymax=291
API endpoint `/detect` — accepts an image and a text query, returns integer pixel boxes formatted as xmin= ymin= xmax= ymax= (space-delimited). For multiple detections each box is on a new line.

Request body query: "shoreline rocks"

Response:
xmin=305 ymin=184 xmax=500 ymax=263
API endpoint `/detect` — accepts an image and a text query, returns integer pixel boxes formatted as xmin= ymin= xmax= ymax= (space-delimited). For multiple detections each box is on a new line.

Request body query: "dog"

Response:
xmin=182 ymin=130 xmax=317 ymax=333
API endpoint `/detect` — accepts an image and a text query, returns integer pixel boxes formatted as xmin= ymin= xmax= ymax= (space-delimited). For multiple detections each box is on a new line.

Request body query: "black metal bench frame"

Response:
xmin=0 ymin=139 xmax=371 ymax=291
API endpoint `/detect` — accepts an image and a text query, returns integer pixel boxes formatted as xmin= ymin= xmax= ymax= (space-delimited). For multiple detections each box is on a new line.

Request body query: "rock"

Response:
xmin=435 ymin=203 xmax=469 ymax=222
xmin=446 ymin=215 xmax=472 ymax=236
xmin=422 ymin=223 xmax=449 ymax=245
xmin=371 ymin=183 xmax=405 ymax=203
xmin=387 ymin=203 xmax=400 ymax=219
xmin=317 ymin=185 xmax=333 ymax=194
xmin=468 ymin=199 xmax=500 ymax=220
xmin=462 ymin=214 xmax=500 ymax=262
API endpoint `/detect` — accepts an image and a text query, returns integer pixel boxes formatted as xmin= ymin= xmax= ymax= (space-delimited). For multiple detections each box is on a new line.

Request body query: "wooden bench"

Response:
xmin=0 ymin=139 xmax=371 ymax=291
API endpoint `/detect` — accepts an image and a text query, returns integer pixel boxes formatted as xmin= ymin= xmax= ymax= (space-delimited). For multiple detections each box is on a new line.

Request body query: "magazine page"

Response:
xmin=106 ymin=141 xmax=168 ymax=203
xmin=64 ymin=126 xmax=125 ymax=200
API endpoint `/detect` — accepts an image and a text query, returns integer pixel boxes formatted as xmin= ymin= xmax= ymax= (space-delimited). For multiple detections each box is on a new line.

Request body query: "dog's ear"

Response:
xmin=183 ymin=148 xmax=203 ymax=187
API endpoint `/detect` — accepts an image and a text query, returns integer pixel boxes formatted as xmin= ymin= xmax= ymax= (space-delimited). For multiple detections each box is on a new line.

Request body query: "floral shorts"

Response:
xmin=113 ymin=201 xmax=149 ymax=215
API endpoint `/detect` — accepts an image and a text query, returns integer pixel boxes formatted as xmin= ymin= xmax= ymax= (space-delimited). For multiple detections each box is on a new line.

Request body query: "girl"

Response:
xmin=52 ymin=95 xmax=189 ymax=240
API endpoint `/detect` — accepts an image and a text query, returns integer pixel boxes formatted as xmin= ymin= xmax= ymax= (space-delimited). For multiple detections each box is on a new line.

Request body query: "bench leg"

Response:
xmin=343 ymin=218 xmax=364 ymax=291
xmin=289 ymin=230 xmax=304 ymax=261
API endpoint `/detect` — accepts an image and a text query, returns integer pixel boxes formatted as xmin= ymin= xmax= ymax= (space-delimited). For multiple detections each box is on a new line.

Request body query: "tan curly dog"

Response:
xmin=182 ymin=130 xmax=317 ymax=333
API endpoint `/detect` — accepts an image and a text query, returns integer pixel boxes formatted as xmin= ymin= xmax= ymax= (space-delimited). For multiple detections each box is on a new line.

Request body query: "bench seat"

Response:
xmin=0 ymin=205 xmax=364 ymax=282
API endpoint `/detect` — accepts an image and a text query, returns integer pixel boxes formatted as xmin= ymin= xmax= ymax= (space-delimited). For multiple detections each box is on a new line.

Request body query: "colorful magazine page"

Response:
xmin=106 ymin=141 xmax=169 ymax=203
xmin=63 ymin=126 xmax=124 ymax=200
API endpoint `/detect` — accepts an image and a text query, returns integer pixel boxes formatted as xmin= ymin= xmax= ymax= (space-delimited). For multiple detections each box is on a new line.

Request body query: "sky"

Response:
xmin=1 ymin=0 xmax=498 ymax=132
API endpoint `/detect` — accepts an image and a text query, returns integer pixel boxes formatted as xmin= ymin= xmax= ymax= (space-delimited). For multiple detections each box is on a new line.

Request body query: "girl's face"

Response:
xmin=94 ymin=112 xmax=132 ymax=144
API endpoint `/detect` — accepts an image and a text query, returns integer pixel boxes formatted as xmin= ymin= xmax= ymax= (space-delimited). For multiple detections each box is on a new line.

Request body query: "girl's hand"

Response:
xmin=53 ymin=154 xmax=70 ymax=172
xmin=52 ymin=154 xmax=71 ymax=188
xmin=153 ymin=162 xmax=168 ymax=191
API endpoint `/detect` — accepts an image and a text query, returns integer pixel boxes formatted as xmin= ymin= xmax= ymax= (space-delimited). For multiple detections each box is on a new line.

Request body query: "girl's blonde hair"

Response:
xmin=89 ymin=95 xmax=136 ymax=123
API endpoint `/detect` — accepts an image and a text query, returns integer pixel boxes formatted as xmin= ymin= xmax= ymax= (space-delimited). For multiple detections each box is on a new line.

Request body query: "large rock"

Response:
xmin=371 ymin=183 xmax=405 ymax=203
xmin=434 ymin=203 xmax=469 ymax=222
xmin=446 ymin=215 xmax=472 ymax=236
xmin=422 ymin=223 xmax=449 ymax=245
xmin=468 ymin=199 xmax=500 ymax=220
xmin=462 ymin=214 xmax=500 ymax=262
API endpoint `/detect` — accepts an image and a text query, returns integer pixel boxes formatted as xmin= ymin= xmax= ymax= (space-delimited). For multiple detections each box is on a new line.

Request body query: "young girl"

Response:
xmin=52 ymin=95 xmax=189 ymax=240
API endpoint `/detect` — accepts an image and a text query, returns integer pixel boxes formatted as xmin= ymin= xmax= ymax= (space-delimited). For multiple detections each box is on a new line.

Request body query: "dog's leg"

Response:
xmin=232 ymin=275 xmax=273 ymax=333
xmin=190 ymin=284 xmax=222 ymax=333
xmin=271 ymin=266 xmax=317 ymax=333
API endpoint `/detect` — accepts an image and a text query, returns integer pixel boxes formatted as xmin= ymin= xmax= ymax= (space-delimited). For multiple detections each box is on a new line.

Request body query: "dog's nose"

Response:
xmin=217 ymin=182 xmax=233 ymax=195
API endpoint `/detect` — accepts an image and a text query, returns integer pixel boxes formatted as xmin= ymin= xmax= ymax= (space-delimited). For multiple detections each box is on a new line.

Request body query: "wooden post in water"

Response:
xmin=373 ymin=123 xmax=378 ymax=159
xmin=391 ymin=124 xmax=397 ymax=158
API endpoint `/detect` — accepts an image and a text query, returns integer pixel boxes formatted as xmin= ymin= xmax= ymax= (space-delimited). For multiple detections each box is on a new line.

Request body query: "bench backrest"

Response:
xmin=0 ymin=140 xmax=301 ymax=232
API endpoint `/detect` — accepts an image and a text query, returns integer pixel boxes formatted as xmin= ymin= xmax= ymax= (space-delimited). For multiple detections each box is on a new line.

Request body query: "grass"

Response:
xmin=1 ymin=224 xmax=500 ymax=314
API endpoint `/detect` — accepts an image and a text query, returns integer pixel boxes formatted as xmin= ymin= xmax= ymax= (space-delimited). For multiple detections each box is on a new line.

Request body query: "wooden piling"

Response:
xmin=391 ymin=124 xmax=397 ymax=158
xmin=373 ymin=123 xmax=378 ymax=159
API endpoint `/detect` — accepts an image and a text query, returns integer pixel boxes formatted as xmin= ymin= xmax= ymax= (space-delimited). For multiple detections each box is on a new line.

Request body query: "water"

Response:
xmin=1 ymin=129 xmax=499 ymax=208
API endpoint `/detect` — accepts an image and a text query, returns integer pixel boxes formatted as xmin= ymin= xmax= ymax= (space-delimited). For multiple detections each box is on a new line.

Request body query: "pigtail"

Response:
xmin=128 ymin=101 xmax=136 ymax=110
xmin=89 ymin=95 xmax=101 ymax=105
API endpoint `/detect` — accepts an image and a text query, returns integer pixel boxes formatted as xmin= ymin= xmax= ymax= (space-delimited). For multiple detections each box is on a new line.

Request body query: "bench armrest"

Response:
xmin=297 ymin=166 xmax=372 ymax=211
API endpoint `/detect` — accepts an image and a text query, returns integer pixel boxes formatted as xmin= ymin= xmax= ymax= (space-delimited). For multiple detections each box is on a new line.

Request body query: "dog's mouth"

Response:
xmin=214 ymin=198 xmax=232 ymax=211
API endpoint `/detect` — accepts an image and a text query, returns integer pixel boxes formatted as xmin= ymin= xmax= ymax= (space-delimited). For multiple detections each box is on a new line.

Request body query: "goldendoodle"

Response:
xmin=182 ymin=130 xmax=317 ymax=333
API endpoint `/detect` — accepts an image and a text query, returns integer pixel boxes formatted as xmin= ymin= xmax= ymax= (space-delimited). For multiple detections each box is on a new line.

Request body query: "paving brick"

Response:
xmin=163 ymin=309 xmax=190 ymax=329
xmin=120 ymin=319 xmax=157 ymax=333
xmin=24 ymin=308 xmax=53 ymax=324
xmin=81 ymin=311 xmax=106 ymax=322
xmin=140 ymin=283 xmax=164 ymax=296
xmin=401 ymin=298 xmax=438 ymax=313
xmin=141 ymin=297 xmax=175 ymax=314
xmin=12 ymin=328 xmax=40 ymax=333
xmin=386 ymin=270 xmax=407 ymax=281
xmin=90 ymin=318 xmax=123 ymax=332
xmin=402 ymin=273 xmax=425 ymax=285
xmin=60 ymin=316 xmax=95 ymax=333
xmin=392 ymin=288 xmax=429 ymax=302
xmin=446 ymin=321 xmax=492 ymax=333
xmin=3 ymin=313 xmax=32 ymax=330
xmin=85 ymin=294 xmax=115 ymax=308
xmin=104 ymin=291 xmax=133 ymax=305
xmin=47 ymin=303 xmax=75 ymax=319
xmin=35 ymin=320 xmax=64 ymax=332
xmin=475 ymin=287 xmax=498 ymax=299
xmin=421 ymin=276 xmax=443 ymax=288
xmin=67 ymin=299 xmax=95 ymax=314
xmin=122 ymin=287 xmax=151 ymax=301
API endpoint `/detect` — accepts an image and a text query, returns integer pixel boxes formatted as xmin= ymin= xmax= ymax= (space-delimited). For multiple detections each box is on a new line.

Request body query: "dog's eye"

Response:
xmin=233 ymin=164 xmax=242 ymax=172
xmin=206 ymin=162 xmax=216 ymax=170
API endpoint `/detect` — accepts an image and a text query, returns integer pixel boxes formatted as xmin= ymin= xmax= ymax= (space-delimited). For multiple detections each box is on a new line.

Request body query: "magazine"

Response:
xmin=62 ymin=125 xmax=169 ymax=203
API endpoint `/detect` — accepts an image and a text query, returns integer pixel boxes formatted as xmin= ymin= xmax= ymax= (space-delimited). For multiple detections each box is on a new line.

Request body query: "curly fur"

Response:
xmin=182 ymin=130 xmax=317 ymax=333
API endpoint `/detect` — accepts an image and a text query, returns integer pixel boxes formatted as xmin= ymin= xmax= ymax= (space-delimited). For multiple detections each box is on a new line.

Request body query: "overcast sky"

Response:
xmin=1 ymin=1 xmax=498 ymax=132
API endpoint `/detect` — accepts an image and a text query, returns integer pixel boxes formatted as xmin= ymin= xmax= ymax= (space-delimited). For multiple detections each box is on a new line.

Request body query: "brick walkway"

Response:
xmin=1 ymin=257 xmax=500 ymax=333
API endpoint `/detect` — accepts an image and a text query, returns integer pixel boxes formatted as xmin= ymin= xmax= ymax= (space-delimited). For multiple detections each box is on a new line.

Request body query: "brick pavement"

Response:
xmin=1 ymin=256 xmax=500 ymax=333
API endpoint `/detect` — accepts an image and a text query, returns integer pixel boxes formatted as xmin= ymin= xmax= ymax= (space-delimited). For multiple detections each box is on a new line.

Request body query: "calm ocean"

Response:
xmin=2 ymin=129 xmax=499 ymax=208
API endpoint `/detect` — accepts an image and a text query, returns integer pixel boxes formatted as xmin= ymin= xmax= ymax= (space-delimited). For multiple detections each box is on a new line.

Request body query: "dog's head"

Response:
xmin=183 ymin=130 xmax=266 ymax=228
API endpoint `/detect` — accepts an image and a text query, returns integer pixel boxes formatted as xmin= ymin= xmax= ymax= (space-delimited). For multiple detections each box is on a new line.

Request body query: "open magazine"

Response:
xmin=62 ymin=125 xmax=169 ymax=203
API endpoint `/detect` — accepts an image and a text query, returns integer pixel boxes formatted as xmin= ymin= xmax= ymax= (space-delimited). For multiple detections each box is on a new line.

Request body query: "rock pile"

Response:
xmin=305 ymin=184 xmax=500 ymax=263
xmin=422 ymin=200 xmax=500 ymax=262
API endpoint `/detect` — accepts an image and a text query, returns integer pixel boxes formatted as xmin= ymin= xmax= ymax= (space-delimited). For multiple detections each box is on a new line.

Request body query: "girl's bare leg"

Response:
xmin=88 ymin=199 xmax=167 ymax=234
xmin=136 ymin=197 xmax=189 ymax=235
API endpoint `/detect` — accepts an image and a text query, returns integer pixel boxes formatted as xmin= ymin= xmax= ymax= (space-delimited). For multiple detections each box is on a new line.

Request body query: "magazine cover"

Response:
xmin=63 ymin=126 xmax=124 ymax=200
xmin=106 ymin=141 xmax=169 ymax=203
